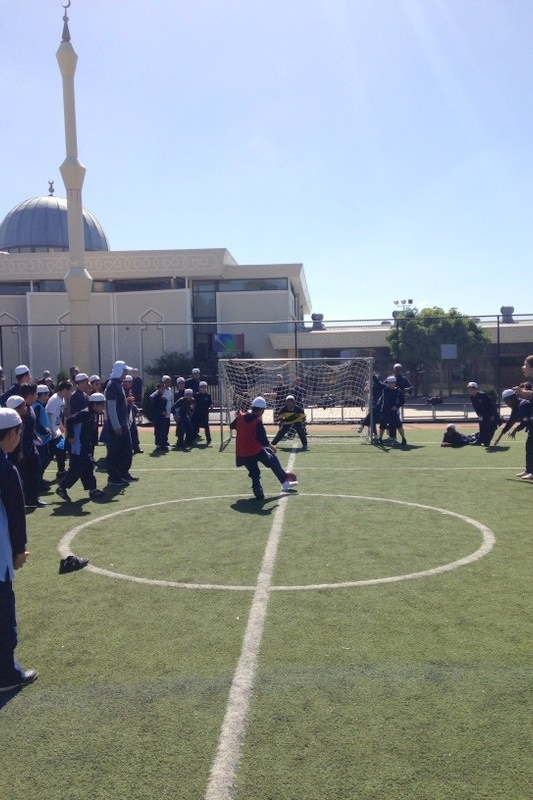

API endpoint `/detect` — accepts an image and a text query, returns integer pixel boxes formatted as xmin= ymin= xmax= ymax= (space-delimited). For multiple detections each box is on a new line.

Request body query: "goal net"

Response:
xmin=218 ymin=357 xmax=374 ymax=448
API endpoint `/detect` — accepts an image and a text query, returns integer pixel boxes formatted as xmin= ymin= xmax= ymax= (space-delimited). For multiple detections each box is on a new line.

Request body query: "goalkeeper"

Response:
xmin=271 ymin=395 xmax=308 ymax=450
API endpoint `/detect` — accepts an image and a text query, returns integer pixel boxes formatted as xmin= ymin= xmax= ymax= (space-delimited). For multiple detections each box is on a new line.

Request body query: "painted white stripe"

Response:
xmin=204 ymin=455 xmax=296 ymax=800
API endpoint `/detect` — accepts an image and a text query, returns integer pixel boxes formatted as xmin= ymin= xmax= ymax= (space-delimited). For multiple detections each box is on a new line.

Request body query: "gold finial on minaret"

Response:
xmin=61 ymin=1 xmax=71 ymax=43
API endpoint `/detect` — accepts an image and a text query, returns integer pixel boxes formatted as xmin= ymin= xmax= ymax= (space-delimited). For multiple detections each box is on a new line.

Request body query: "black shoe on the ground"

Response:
xmin=133 ymin=448 xmax=144 ymax=454
xmin=107 ymin=478 xmax=129 ymax=486
xmin=56 ymin=486 xmax=72 ymax=502
xmin=89 ymin=489 xmax=105 ymax=499
xmin=59 ymin=555 xmax=89 ymax=574
xmin=26 ymin=499 xmax=48 ymax=508
xmin=0 ymin=669 xmax=39 ymax=692
xmin=121 ymin=473 xmax=139 ymax=482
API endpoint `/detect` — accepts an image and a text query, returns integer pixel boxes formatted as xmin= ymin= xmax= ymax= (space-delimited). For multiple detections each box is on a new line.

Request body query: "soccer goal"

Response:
xmin=218 ymin=357 xmax=374 ymax=449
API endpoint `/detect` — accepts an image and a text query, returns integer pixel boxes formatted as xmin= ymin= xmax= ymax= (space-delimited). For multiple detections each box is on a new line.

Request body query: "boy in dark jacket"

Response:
xmin=56 ymin=393 xmax=106 ymax=502
xmin=192 ymin=381 xmax=213 ymax=444
xmin=0 ymin=407 xmax=38 ymax=692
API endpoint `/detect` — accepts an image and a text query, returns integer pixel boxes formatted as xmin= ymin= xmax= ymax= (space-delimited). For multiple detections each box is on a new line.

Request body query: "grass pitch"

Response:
xmin=1 ymin=425 xmax=532 ymax=800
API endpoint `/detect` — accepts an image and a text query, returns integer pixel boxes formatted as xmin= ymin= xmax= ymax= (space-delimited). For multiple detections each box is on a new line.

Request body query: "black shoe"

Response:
xmin=121 ymin=474 xmax=139 ymax=482
xmin=26 ymin=499 xmax=47 ymax=508
xmin=59 ymin=555 xmax=89 ymax=574
xmin=56 ymin=486 xmax=72 ymax=502
xmin=133 ymin=448 xmax=144 ymax=454
xmin=89 ymin=489 xmax=105 ymax=499
xmin=107 ymin=478 xmax=129 ymax=486
xmin=0 ymin=669 xmax=39 ymax=692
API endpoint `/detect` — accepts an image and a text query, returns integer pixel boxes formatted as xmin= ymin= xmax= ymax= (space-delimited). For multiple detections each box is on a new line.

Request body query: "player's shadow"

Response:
xmin=0 ymin=687 xmax=22 ymax=708
xmin=376 ymin=442 xmax=423 ymax=451
xmin=51 ymin=494 xmax=118 ymax=517
xmin=486 ymin=445 xmax=510 ymax=452
xmin=230 ymin=498 xmax=279 ymax=516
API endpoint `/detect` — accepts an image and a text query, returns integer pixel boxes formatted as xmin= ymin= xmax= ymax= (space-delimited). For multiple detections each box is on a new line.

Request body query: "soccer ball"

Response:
xmin=285 ymin=471 xmax=297 ymax=482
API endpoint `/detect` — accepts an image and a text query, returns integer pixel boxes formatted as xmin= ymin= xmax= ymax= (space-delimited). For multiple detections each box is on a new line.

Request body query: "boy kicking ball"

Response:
xmin=230 ymin=396 xmax=298 ymax=500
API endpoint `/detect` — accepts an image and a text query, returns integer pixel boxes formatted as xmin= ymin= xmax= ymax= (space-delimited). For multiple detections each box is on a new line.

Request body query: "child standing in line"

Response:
xmin=150 ymin=383 xmax=169 ymax=452
xmin=0 ymin=407 xmax=38 ymax=692
xmin=56 ymin=393 xmax=107 ymax=502
xmin=192 ymin=381 xmax=213 ymax=444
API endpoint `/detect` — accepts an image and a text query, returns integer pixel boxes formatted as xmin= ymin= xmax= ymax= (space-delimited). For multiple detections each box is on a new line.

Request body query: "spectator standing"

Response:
xmin=185 ymin=368 xmax=202 ymax=394
xmin=104 ymin=360 xmax=137 ymax=487
xmin=0 ymin=407 xmax=38 ymax=693
xmin=150 ymin=384 xmax=169 ymax=451
xmin=0 ymin=365 xmax=32 ymax=406
xmin=192 ymin=381 xmax=213 ymax=444
xmin=131 ymin=368 xmax=143 ymax=405
xmin=45 ymin=380 xmax=72 ymax=479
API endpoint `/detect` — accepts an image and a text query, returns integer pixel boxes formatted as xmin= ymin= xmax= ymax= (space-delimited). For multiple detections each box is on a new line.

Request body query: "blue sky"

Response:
xmin=2 ymin=1 xmax=532 ymax=321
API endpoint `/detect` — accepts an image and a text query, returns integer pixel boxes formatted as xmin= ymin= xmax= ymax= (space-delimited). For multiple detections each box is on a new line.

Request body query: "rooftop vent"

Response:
xmin=500 ymin=305 xmax=515 ymax=323
xmin=311 ymin=313 xmax=325 ymax=331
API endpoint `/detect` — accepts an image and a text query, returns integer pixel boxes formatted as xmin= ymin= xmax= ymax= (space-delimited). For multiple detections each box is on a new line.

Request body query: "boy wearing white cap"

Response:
xmin=185 ymin=368 xmax=201 ymax=394
xmin=0 ymin=407 xmax=38 ymax=692
xmin=230 ymin=397 xmax=298 ymax=499
xmin=171 ymin=389 xmax=195 ymax=448
xmin=104 ymin=361 xmax=136 ymax=486
xmin=0 ymin=364 xmax=32 ymax=406
xmin=192 ymin=381 xmax=213 ymax=444
xmin=56 ymin=394 xmax=107 ymax=502
xmin=376 ymin=376 xmax=407 ymax=446
xmin=70 ymin=373 xmax=91 ymax=415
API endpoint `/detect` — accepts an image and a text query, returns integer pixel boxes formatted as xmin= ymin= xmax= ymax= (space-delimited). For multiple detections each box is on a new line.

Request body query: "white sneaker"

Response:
xmin=516 ymin=471 xmax=527 ymax=477
xmin=281 ymin=480 xmax=298 ymax=491
xmin=521 ymin=473 xmax=533 ymax=480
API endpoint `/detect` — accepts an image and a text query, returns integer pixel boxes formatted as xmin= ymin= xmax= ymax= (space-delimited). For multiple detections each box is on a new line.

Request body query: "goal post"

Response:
xmin=218 ymin=357 xmax=374 ymax=449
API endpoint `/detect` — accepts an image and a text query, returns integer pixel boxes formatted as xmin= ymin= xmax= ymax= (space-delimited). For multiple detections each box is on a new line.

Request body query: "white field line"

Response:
xmin=203 ymin=453 xmax=296 ymax=800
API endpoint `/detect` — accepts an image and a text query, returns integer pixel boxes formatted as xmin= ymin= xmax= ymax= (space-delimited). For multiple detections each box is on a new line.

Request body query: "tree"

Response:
xmin=386 ymin=307 xmax=492 ymax=396
xmin=144 ymin=349 xmax=255 ymax=383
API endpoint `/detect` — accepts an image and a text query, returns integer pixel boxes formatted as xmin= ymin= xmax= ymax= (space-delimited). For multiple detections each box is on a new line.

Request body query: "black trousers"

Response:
xmin=106 ymin=428 xmax=133 ymax=481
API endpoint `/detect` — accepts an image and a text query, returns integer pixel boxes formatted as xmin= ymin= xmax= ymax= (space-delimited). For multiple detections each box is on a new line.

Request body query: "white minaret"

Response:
xmin=56 ymin=0 xmax=93 ymax=370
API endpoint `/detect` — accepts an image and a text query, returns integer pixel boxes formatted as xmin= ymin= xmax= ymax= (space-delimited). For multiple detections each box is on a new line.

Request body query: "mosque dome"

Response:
xmin=0 ymin=194 xmax=109 ymax=253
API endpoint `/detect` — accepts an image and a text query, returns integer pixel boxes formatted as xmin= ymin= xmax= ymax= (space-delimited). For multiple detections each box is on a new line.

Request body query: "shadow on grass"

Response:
xmin=376 ymin=442 xmax=424 ymax=451
xmin=51 ymin=491 xmax=121 ymax=516
xmin=230 ymin=498 xmax=280 ymax=516
xmin=486 ymin=445 xmax=511 ymax=453
xmin=0 ymin=687 xmax=22 ymax=709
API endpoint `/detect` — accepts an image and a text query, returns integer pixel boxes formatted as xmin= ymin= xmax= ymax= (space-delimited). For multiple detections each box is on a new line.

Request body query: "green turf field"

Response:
xmin=1 ymin=426 xmax=532 ymax=800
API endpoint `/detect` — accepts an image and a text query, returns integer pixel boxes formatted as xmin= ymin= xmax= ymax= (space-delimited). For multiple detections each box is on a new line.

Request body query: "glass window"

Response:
xmin=113 ymin=278 xmax=172 ymax=292
xmin=0 ymin=282 xmax=32 ymax=295
xmin=192 ymin=281 xmax=216 ymax=321
xmin=218 ymin=278 xmax=287 ymax=292
xmin=37 ymin=280 xmax=67 ymax=292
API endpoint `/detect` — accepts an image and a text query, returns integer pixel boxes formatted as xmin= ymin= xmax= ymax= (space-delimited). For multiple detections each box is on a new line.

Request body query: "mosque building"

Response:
xmin=0 ymin=6 xmax=310 ymax=382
